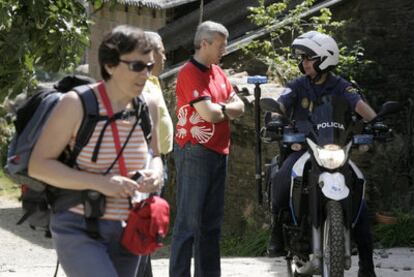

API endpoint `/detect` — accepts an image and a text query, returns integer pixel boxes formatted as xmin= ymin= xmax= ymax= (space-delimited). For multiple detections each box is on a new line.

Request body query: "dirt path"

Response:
xmin=1 ymin=196 xmax=413 ymax=277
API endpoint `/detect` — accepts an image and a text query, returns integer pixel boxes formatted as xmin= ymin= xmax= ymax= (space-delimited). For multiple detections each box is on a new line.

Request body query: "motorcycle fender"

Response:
xmin=348 ymin=160 xmax=365 ymax=181
xmin=348 ymin=159 xmax=366 ymax=196
xmin=348 ymin=160 xmax=366 ymax=226
xmin=319 ymin=172 xmax=349 ymax=201
xmin=289 ymin=152 xmax=310 ymax=225
xmin=291 ymin=152 xmax=311 ymax=178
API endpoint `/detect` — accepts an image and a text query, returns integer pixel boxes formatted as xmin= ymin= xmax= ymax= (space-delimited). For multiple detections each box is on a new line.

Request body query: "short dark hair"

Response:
xmin=98 ymin=25 xmax=152 ymax=80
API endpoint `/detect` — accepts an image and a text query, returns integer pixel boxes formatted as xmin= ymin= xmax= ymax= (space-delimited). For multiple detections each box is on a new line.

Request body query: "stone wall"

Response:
xmin=333 ymin=0 xmax=414 ymax=104
xmin=88 ymin=4 xmax=166 ymax=80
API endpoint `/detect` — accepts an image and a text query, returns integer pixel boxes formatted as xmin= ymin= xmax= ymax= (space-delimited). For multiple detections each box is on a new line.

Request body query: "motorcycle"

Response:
xmin=260 ymin=95 xmax=400 ymax=277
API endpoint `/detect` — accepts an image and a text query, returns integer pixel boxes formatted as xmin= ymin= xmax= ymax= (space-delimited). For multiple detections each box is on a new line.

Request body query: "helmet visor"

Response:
xmin=292 ymin=45 xmax=318 ymax=59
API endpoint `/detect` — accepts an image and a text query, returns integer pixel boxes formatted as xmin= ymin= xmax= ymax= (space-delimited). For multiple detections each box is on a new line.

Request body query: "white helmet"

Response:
xmin=292 ymin=31 xmax=339 ymax=73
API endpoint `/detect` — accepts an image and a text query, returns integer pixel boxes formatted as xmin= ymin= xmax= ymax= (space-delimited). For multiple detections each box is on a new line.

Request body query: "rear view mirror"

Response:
xmin=260 ymin=97 xmax=284 ymax=114
xmin=374 ymin=101 xmax=402 ymax=121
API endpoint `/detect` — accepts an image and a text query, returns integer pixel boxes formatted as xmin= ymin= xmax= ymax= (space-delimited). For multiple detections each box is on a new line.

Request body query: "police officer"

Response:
xmin=267 ymin=31 xmax=377 ymax=277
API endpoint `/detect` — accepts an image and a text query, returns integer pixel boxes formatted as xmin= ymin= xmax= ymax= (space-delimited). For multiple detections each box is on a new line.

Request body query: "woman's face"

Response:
xmin=109 ymin=49 xmax=154 ymax=97
xmin=301 ymin=56 xmax=319 ymax=79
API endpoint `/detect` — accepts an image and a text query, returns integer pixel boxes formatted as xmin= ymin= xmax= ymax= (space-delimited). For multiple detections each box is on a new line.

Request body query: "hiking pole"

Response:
xmin=247 ymin=75 xmax=268 ymax=205
xmin=53 ymin=259 xmax=59 ymax=277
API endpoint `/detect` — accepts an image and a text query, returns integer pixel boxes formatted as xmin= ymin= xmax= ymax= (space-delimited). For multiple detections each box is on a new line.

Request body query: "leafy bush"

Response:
xmin=0 ymin=0 xmax=119 ymax=109
xmin=365 ymin=134 xmax=413 ymax=212
xmin=0 ymin=169 xmax=19 ymax=199
xmin=245 ymin=0 xmax=373 ymax=84
xmin=374 ymin=212 xmax=414 ymax=247
xmin=221 ymin=228 xmax=269 ymax=257
xmin=0 ymin=118 xmax=13 ymax=168
xmin=0 ymin=0 xmax=94 ymax=103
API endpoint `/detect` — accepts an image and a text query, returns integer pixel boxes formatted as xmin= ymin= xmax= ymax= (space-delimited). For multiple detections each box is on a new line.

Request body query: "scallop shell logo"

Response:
xmin=176 ymin=105 xmax=214 ymax=144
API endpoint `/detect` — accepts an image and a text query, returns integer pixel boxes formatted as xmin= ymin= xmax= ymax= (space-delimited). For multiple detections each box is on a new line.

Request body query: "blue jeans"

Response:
xmin=270 ymin=151 xmax=305 ymax=214
xmin=169 ymin=143 xmax=228 ymax=277
xmin=50 ymin=211 xmax=140 ymax=277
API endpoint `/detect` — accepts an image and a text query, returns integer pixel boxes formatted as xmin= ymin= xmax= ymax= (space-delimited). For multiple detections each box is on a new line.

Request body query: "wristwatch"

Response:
xmin=219 ymin=103 xmax=226 ymax=115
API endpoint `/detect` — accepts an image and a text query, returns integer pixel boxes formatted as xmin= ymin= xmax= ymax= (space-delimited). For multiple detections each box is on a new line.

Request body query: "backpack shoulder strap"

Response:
xmin=68 ymin=85 xmax=99 ymax=167
xmin=133 ymin=96 xmax=152 ymax=145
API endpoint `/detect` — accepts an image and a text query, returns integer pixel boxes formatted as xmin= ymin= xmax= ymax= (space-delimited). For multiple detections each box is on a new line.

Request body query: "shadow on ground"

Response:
xmin=0 ymin=205 xmax=54 ymax=249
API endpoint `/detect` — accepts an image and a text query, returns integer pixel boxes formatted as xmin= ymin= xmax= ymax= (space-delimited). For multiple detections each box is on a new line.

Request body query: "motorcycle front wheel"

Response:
xmin=322 ymin=201 xmax=345 ymax=277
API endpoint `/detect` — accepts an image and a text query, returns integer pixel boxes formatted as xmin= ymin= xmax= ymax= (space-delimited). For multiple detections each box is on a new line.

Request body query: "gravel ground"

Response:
xmin=1 ymin=196 xmax=413 ymax=277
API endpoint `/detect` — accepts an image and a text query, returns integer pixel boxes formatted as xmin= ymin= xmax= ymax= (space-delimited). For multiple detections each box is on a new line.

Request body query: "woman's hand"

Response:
xmin=135 ymin=169 xmax=162 ymax=193
xmin=98 ymin=175 xmax=140 ymax=198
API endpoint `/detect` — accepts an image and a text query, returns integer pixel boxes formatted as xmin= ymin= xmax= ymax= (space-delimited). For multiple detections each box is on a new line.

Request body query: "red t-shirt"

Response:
xmin=175 ymin=59 xmax=235 ymax=155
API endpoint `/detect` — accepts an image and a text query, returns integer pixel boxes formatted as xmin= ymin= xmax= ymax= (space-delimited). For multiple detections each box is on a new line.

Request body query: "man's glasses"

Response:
xmin=119 ymin=60 xmax=155 ymax=72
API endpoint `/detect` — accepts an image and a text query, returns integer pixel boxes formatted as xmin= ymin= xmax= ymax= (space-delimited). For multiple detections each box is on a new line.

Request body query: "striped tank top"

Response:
xmin=69 ymin=91 xmax=148 ymax=221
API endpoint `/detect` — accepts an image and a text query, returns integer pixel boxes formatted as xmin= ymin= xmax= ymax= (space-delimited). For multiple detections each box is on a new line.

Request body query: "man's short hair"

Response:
xmin=193 ymin=21 xmax=229 ymax=50
xmin=145 ymin=31 xmax=163 ymax=52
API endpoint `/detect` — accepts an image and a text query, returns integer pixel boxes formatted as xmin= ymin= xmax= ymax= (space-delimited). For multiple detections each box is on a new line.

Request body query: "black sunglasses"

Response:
xmin=119 ymin=60 xmax=155 ymax=72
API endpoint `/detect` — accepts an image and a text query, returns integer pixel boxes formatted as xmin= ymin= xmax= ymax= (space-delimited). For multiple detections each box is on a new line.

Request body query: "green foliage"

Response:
xmin=0 ymin=164 xmax=19 ymax=199
xmin=0 ymin=0 xmax=111 ymax=106
xmin=337 ymin=41 xmax=374 ymax=82
xmin=374 ymin=212 xmax=414 ymax=247
xmin=0 ymin=0 xmax=123 ymax=193
xmin=245 ymin=0 xmax=371 ymax=84
xmin=0 ymin=117 xmax=13 ymax=168
xmin=365 ymin=134 xmax=414 ymax=212
xmin=221 ymin=228 xmax=269 ymax=256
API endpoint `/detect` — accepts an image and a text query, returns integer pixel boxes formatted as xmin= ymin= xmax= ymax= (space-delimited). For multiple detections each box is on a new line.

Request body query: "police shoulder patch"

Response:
xmin=345 ymin=86 xmax=359 ymax=94
xmin=301 ymin=97 xmax=309 ymax=109
xmin=281 ymin=87 xmax=292 ymax=96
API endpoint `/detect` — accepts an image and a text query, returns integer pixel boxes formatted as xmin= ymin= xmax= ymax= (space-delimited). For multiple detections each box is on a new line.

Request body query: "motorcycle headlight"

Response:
xmin=316 ymin=144 xmax=346 ymax=169
xmin=307 ymin=139 xmax=351 ymax=169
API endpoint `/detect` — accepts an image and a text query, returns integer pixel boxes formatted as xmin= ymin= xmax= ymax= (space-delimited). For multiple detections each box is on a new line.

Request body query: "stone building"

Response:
xmin=87 ymin=0 xmax=283 ymax=79
xmin=88 ymin=0 xmax=200 ymax=79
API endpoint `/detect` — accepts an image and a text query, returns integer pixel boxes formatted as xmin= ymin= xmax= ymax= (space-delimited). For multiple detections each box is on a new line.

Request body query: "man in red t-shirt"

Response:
xmin=170 ymin=21 xmax=245 ymax=277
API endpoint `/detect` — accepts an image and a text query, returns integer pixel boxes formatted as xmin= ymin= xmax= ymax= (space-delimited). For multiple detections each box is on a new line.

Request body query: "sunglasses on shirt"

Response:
xmin=119 ymin=60 xmax=155 ymax=72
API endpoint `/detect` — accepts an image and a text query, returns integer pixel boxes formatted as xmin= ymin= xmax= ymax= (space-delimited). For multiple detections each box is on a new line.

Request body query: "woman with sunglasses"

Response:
xmin=28 ymin=25 xmax=163 ymax=277
xmin=266 ymin=31 xmax=378 ymax=277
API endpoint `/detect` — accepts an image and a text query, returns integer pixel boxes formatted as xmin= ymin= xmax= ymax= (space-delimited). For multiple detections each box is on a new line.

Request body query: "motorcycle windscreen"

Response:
xmin=309 ymin=95 xmax=353 ymax=146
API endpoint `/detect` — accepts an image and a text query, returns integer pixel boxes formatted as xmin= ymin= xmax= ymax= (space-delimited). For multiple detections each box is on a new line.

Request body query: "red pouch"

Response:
xmin=121 ymin=195 xmax=170 ymax=255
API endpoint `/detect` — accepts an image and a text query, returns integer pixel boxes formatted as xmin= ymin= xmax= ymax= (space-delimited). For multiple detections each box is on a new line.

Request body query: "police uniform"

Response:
xmin=271 ymin=74 xmax=375 ymax=276
xmin=278 ymin=74 xmax=361 ymax=134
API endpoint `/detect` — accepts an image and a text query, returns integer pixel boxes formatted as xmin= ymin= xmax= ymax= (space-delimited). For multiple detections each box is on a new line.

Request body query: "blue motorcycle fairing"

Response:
xmin=283 ymin=133 xmax=306 ymax=143
xmin=353 ymin=134 xmax=374 ymax=145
